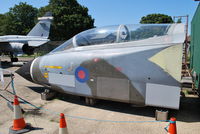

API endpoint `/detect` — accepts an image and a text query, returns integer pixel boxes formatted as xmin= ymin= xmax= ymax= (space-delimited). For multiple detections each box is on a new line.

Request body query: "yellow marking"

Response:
xmin=43 ymin=65 xmax=63 ymax=69
xmin=55 ymin=66 xmax=63 ymax=69
xmin=44 ymin=72 xmax=48 ymax=78
xmin=149 ymin=44 xmax=182 ymax=82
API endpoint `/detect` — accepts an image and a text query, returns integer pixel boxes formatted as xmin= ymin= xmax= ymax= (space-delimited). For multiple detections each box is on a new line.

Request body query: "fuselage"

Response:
xmin=0 ymin=35 xmax=49 ymax=43
xmin=16 ymin=24 xmax=186 ymax=109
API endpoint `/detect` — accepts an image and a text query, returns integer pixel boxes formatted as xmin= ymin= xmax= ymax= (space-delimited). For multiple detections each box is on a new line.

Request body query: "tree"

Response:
xmin=38 ymin=0 xmax=95 ymax=41
xmin=140 ymin=13 xmax=173 ymax=24
xmin=4 ymin=2 xmax=38 ymax=35
xmin=0 ymin=14 xmax=6 ymax=35
xmin=177 ymin=18 xmax=182 ymax=23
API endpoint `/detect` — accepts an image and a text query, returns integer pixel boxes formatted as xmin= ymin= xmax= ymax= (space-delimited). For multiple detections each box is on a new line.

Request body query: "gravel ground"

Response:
xmin=0 ymin=57 xmax=200 ymax=134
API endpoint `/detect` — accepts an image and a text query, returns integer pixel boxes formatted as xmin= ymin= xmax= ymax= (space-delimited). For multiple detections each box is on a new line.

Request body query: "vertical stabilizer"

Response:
xmin=27 ymin=12 xmax=53 ymax=38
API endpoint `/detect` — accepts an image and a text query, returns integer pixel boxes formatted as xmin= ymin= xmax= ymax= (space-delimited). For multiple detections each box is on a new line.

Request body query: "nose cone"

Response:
xmin=16 ymin=60 xmax=33 ymax=82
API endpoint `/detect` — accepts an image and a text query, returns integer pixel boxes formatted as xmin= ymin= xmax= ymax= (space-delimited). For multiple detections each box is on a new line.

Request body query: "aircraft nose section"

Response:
xmin=16 ymin=60 xmax=33 ymax=82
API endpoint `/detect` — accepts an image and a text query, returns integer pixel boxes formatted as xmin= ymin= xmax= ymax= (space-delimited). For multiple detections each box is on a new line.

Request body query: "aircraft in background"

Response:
xmin=17 ymin=24 xmax=185 ymax=109
xmin=0 ymin=12 xmax=53 ymax=62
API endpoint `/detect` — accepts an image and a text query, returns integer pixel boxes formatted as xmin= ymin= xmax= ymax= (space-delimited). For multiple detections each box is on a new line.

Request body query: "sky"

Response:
xmin=0 ymin=0 xmax=199 ymax=32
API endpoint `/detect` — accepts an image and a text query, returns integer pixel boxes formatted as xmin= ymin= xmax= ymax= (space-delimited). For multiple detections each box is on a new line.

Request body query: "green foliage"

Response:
xmin=177 ymin=18 xmax=182 ymax=23
xmin=3 ymin=2 xmax=38 ymax=35
xmin=38 ymin=0 xmax=95 ymax=41
xmin=0 ymin=14 xmax=6 ymax=35
xmin=140 ymin=13 xmax=173 ymax=24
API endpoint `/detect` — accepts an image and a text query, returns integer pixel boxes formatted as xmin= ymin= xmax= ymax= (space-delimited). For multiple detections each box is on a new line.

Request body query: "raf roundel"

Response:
xmin=75 ymin=66 xmax=89 ymax=83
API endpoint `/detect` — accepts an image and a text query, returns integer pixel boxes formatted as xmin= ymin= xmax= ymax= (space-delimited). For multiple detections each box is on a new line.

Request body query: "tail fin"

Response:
xmin=27 ymin=12 xmax=53 ymax=38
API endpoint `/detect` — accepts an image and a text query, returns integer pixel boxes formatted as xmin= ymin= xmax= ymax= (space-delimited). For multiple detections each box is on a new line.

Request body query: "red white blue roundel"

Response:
xmin=75 ymin=66 xmax=89 ymax=83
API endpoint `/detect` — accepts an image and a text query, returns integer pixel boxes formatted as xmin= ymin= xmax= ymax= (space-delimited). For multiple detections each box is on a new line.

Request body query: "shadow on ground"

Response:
xmin=27 ymin=86 xmax=200 ymax=123
xmin=174 ymin=97 xmax=200 ymax=122
xmin=28 ymin=86 xmax=46 ymax=94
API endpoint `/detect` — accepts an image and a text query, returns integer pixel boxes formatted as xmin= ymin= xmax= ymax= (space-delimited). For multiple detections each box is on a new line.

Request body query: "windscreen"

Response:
xmin=75 ymin=26 xmax=118 ymax=46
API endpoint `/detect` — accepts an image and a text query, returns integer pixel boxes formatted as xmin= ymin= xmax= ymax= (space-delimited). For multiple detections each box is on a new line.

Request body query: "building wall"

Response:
xmin=191 ymin=3 xmax=200 ymax=88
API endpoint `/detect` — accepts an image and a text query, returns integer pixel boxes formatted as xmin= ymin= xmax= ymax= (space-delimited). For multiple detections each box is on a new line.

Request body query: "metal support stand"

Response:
xmin=85 ymin=97 xmax=96 ymax=106
xmin=155 ymin=109 xmax=169 ymax=121
xmin=41 ymin=89 xmax=56 ymax=100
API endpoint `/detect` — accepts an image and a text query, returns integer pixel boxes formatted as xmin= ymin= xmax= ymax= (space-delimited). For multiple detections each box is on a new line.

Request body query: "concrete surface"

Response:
xmin=0 ymin=57 xmax=200 ymax=134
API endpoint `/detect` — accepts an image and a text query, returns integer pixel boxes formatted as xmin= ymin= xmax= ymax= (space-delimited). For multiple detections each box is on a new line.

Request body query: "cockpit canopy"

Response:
xmin=51 ymin=24 xmax=185 ymax=53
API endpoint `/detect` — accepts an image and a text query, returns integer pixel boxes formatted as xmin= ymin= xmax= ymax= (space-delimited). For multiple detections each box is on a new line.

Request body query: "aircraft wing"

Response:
xmin=28 ymin=40 xmax=48 ymax=47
